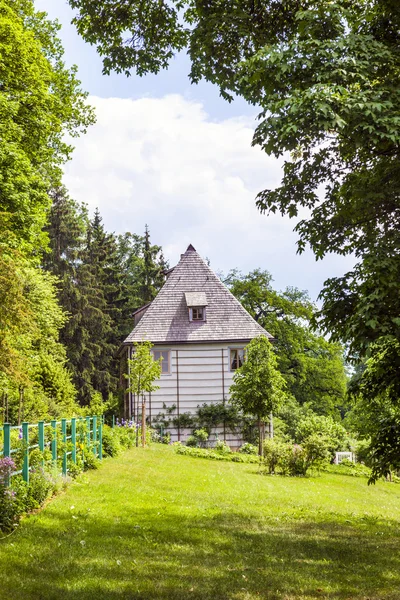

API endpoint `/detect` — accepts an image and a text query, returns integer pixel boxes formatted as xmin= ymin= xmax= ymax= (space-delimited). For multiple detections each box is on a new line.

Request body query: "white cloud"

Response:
xmin=64 ymin=94 xmax=353 ymax=300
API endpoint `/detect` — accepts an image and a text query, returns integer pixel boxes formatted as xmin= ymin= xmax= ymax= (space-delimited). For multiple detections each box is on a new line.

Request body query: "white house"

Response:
xmin=121 ymin=244 xmax=273 ymax=444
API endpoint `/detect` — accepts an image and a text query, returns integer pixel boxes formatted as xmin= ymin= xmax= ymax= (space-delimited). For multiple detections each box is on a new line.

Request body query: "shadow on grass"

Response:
xmin=1 ymin=507 xmax=400 ymax=600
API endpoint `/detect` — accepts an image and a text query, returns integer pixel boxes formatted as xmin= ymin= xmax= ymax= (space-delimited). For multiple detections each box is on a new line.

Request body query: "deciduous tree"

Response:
xmin=230 ymin=336 xmax=287 ymax=456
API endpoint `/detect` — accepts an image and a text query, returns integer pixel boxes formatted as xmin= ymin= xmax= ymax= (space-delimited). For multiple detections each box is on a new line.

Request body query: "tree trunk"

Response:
xmin=141 ymin=397 xmax=146 ymax=447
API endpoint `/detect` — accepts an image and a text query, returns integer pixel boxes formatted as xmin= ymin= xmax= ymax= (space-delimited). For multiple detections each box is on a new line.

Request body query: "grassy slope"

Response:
xmin=0 ymin=445 xmax=399 ymax=600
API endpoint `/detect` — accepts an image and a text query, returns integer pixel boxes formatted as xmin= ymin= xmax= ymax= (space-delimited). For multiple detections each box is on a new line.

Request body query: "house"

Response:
xmin=121 ymin=244 xmax=273 ymax=445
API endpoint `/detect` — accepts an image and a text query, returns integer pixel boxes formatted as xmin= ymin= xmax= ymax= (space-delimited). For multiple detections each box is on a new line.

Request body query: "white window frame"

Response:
xmin=189 ymin=307 xmax=206 ymax=322
xmin=152 ymin=349 xmax=171 ymax=375
xmin=229 ymin=347 xmax=245 ymax=371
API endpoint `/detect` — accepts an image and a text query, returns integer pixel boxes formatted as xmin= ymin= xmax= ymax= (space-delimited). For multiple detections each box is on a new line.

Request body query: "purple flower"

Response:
xmin=0 ymin=457 xmax=16 ymax=484
xmin=18 ymin=428 xmax=23 ymax=440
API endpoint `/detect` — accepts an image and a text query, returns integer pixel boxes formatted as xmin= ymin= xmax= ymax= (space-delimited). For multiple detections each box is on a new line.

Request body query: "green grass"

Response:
xmin=1 ymin=445 xmax=400 ymax=600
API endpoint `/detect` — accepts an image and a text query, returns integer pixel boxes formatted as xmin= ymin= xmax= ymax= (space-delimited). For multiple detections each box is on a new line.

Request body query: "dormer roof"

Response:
xmin=124 ymin=245 xmax=273 ymax=345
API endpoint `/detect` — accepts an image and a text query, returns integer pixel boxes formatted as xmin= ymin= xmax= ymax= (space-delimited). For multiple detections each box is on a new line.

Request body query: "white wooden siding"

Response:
xmin=128 ymin=343 xmax=246 ymax=446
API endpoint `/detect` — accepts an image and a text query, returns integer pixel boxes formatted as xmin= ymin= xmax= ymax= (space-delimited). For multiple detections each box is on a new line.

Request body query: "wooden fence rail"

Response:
xmin=0 ymin=416 xmax=103 ymax=485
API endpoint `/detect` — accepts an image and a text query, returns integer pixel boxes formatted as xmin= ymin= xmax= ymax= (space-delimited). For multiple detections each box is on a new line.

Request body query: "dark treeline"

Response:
xmin=42 ymin=187 xmax=167 ymax=411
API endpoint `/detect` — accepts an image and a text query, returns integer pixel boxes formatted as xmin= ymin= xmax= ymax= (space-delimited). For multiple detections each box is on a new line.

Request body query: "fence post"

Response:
xmin=51 ymin=420 xmax=57 ymax=464
xmin=4 ymin=423 xmax=10 ymax=487
xmin=22 ymin=422 xmax=29 ymax=483
xmin=61 ymin=419 xmax=67 ymax=476
xmin=3 ymin=423 xmax=10 ymax=458
xmin=71 ymin=418 xmax=76 ymax=464
xmin=112 ymin=414 xmax=115 ymax=429
xmin=98 ymin=417 xmax=103 ymax=460
xmin=86 ymin=416 xmax=91 ymax=450
xmin=38 ymin=421 xmax=45 ymax=467
xmin=92 ymin=416 xmax=97 ymax=456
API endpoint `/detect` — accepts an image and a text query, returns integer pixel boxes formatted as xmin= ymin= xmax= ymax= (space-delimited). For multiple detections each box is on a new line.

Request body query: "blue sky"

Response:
xmin=36 ymin=0 xmax=354 ymax=301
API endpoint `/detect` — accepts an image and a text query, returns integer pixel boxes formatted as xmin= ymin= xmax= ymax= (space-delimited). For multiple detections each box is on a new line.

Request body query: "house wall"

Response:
xmin=126 ymin=343 xmax=248 ymax=448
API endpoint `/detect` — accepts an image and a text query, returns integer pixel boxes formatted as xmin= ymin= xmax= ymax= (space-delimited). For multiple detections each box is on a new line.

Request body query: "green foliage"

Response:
xmin=263 ymin=436 xmax=331 ymax=477
xmin=174 ymin=443 xmax=259 ymax=464
xmin=83 ymin=451 xmax=100 ymax=470
xmin=196 ymin=402 xmax=240 ymax=435
xmin=185 ymin=428 xmax=209 ymax=448
xmin=230 ymin=336 xmax=286 ymax=420
xmin=0 ymin=0 xmax=92 ymax=420
xmin=230 ymin=336 xmax=287 ymax=455
xmin=238 ymin=443 xmax=258 ymax=455
xmin=101 ymin=424 xmax=122 ymax=457
xmin=263 ymin=439 xmax=290 ymax=475
xmin=0 ymin=0 xmax=94 ymax=253
xmin=214 ymin=440 xmax=231 ymax=455
xmin=126 ymin=340 xmax=161 ymax=398
xmin=295 ymin=414 xmax=349 ymax=457
xmin=226 ymin=269 xmax=347 ymax=417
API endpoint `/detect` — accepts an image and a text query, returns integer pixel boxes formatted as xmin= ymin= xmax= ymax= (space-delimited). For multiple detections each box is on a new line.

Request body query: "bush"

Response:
xmin=27 ymin=468 xmax=53 ymax=507
xmin=83 ymin=451 xmax=100 ymax=470
xmin=67 ymin=460 xmax=82 ymax=479
xmin=214 ymin=440 xmax=231 ymax=455
xmin=263 ymin=439 xmax=291 ymax=474
xmin=263 ymin=435 xmax=331 ymax=477
xmin=0 ymin=487 xmax=20 ymax=532
xmin=174 ymin=443 xmax=259 ymax=464
xmin=354 ymin=438 xmax=373 ymax=466
xmin=295 ymin=415 xmax=349 ymax=457
xmin=102 ymin=425 xmax=122 ymax=457
xmin=302 ymin=434 xmax=331 ymax=471
xmin=194 ymin=428 xmax=209 ymax=447
xmin=185 ymin=429 xmax=209 ymax=448
xmin=239 ymin=443 xmax=258 ymax=455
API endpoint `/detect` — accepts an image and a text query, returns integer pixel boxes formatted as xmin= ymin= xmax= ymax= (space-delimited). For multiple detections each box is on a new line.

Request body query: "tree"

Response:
xmin=67 ymin=0 xmax=400 ymax=463
xmin=0 ymin=0 xmax=94 ymax=253
xmin=0 ymin=0 xmax=92 ymax=421
xmin=225 ymin=269 xmax=347 ymax=417
xmin=229 ymin=336 xmax=287 ymax=456
xmin=67 ymin=0 xmax=399 ymax=266
xmin=125 ymin=341 xmax=161 ymax=446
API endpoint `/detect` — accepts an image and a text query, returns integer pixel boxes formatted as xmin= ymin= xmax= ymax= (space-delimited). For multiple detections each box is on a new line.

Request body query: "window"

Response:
xmin=230 ymin=348 xmax=245 ymax=371
xmin=189 ymin=307 xmax=206 ymax=321
xmin=153 ymin=350 xmax=170 ymax=374
xmin=192 ymin=307 xmax=204 ymax=320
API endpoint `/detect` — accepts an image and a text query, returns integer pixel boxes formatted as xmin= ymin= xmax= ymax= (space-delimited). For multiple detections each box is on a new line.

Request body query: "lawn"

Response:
xmin=0 ymin=445 xmax=399 ymax=600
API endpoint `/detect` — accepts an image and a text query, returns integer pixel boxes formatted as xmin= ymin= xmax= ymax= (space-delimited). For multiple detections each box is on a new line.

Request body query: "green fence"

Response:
xmin=0 ymin=416 xmax=103 ymax=485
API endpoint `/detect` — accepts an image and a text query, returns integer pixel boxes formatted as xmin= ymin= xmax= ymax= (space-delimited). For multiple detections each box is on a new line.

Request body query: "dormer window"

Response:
xmin=190 ymin=306 xmax=205 ymax=321
xmin=185 ymin=291 xmax=207 ymax=323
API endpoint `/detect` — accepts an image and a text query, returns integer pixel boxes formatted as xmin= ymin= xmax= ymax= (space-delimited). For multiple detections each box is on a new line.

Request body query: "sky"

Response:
xmin=36 ymin=0 xmax=354 ymax=301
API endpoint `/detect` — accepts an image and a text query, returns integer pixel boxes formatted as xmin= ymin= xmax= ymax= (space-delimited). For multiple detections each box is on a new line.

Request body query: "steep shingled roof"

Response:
xmin=124 ymin=245 xmax=272 ymax=345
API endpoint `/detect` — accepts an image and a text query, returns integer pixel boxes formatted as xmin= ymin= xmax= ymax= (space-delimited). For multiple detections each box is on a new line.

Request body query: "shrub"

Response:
xmin=287 ymin=444 xmax=308 ymax=476
xmin=186 ymin=435 xmax=197 ymax=447
xmin=295 ymin=415 xmax=349 ymax=457
xmin=174 ymin=444 xmax=259 ymax=464
xmin=263 ymin=435 xmax=331 ymax=477
xmin=214 ymin=440 xmax=231 ymax=455
xmin=102 ymin=425 xmax=122 ymax=457
xmin=0 ymin=487 xmax=20 ymax=532
xmin=263 ymin=439 xmax=291 ymax=474
xmin=239 ymin=442 xmax=258 ymax=455
xmin=194 ymin=428 xmax=209 ymax=447
xmin=83 ymin=451 xmax=100 ymax=470
xmin=67 ymin=460 xmax=82 ymax=479
xmin=27 ymin=468 xmax=53 ymax=507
